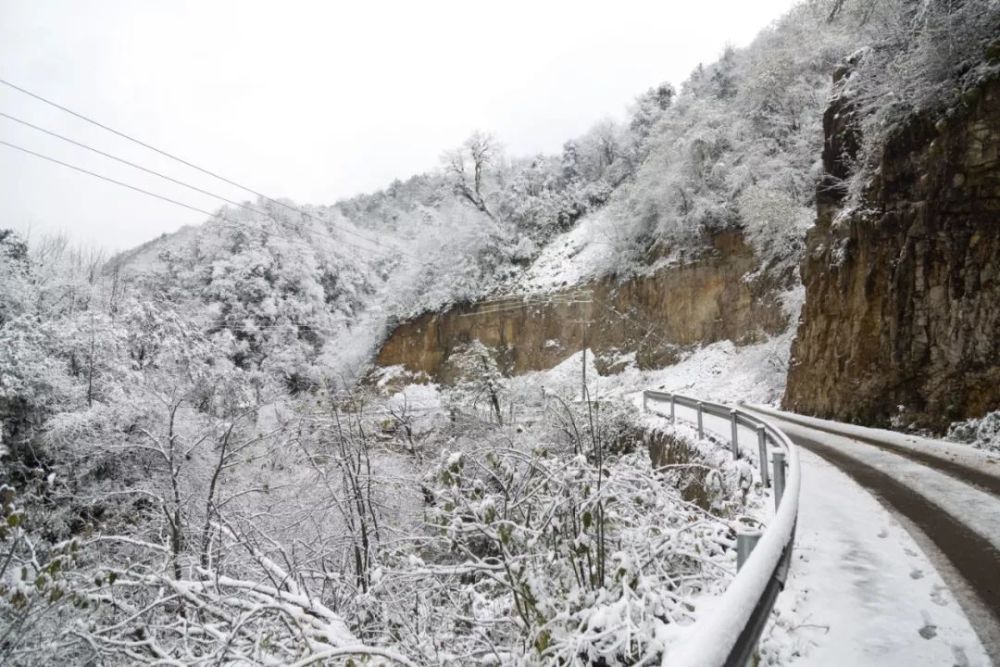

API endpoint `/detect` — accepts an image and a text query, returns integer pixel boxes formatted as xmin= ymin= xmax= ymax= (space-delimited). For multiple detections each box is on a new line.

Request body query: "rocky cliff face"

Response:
xmin=784 ymin=73 xmax=1000 ymax=430
xmin=376 ymin=232 xmax=787 ymax=382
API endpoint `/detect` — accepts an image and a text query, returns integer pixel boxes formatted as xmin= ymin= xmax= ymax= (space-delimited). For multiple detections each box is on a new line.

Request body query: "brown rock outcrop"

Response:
xmin=784 ymin=74 xmax=1000 ymax=429
xmin=376 ymin=232 xmax=787 ymax=382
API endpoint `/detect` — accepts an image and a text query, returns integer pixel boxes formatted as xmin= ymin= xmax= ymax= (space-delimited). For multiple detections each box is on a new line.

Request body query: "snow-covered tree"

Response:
xmin=443 ymin=130 xmax=502 ymax=219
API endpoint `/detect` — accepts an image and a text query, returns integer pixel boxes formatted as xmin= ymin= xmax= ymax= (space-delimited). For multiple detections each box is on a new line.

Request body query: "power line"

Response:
xmin=462 ymin=293 xmax=592 ymax=309
xmin=0 ymin=139 xmax=297 ymax=248
xmin=0 ymin=139 xmax=363 ymax=260
xmin=1 ymin=139 xmax=222 ymax=218
xmin=0 ymin=110 xmax=395 ymax=258
xmin=0 ymin=77 xmax=410 ymax=257
xmin=1 ymin=111 xmax=272 ymax=217
xmin=472 ymin=290 xmax=592 ymax=307
xmin=458 ymin=298 xmax=593 ymax=318
xmin=0 ymin=136 xmax=396 ymax=260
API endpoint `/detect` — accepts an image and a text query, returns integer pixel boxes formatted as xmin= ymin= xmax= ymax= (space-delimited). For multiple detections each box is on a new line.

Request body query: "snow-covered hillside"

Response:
xmin=3 ymin=0 xmax=999 ymax=664
xmin=104 ymin=1 xmax=874 ymax=395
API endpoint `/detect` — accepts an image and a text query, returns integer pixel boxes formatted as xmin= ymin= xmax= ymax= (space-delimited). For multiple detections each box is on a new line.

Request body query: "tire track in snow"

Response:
xmin=789 ymin=431 xmax=1000 ymax=613
xmin=762 ymin=418 xmax=1000 ymax=664
xmin=746 ymin=406 xmax=1000 ymax=497
xmin=762 ymin=449 xmax=991 ymax=666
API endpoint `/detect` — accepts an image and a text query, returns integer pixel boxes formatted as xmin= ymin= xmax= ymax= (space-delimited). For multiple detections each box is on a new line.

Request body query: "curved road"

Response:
xmin=745 ymin=405 xmax=1000 ymax=665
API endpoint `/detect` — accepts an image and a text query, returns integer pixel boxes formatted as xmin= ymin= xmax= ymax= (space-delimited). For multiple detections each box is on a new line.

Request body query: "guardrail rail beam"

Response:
xmin=640 ymin=390 xmax=800 ymax=667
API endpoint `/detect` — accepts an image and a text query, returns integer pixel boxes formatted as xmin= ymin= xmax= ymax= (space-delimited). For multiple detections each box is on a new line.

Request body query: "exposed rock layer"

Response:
xmin=784 ymin=75 xmax=1000 ymax=429
xmin=376 ymin=232 xmax=786 ymax=383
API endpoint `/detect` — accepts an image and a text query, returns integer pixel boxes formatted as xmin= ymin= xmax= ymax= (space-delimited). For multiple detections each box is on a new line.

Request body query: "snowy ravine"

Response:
xmin=761 ymin=449 xmax=989 ymax=666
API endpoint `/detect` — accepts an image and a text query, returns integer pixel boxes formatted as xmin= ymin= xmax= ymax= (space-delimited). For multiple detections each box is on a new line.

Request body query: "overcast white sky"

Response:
xmin=1 ymin=0 xmax=801 ymax=251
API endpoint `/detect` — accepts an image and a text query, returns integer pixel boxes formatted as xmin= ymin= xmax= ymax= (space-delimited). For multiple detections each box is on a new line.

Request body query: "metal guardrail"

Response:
xmin=642 ymin=391 xmax=801 ymax=667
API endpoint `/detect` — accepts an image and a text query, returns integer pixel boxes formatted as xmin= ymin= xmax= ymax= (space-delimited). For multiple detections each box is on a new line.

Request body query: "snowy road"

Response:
xmin=650 ymin=398 xmax=999 ymax=664
xmin=744 ymin=407 xmax=1000 ymax=666
xmin=762 ymin=448 xmax=990 ymax=665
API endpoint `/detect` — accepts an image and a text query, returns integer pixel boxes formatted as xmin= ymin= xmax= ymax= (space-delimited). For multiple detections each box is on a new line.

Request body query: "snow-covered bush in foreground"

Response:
xmin=59 ymin=525 xmax=416 ymax=666
xmin=357 ymin=393 xmax=763 ymax=665
xmin=0 ymin=374 xmax=762 ymax=666
xmin=399 ymin=449 xmax=733 ymax=664
xmin=947 ymin=411 xmax=1000 ymax=454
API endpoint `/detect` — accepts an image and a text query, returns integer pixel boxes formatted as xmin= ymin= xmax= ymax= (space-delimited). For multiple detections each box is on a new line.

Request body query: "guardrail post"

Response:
xmin=669 ymin=394 xmax=676 ymax=424
xmin=696 ymin=401 xmax=704 ymax=439
xmin=736 ymin=530 xmax=761 ymax=571
xmin=756 ymin=426 xmax=770 ymax=488
xmin=729 ymin=410 xmax=739 ymax=459
xmin=773 ymin=451 xmax=786 ymax=511
xmin=642 ymin=391 xmax=648 ymax=413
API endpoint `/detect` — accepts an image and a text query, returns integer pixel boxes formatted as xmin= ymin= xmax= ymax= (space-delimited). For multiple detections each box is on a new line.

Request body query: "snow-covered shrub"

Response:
xmin=0 ymin=485 xmax=86 ymax=666
xmin=443 ymin=341 xmax=510 ymax=426
xmin=383 ymin=442 xmax=740 ymax=664
xmin=837 ymin=0 xmax=1000 ymax=200
xmin=947 ymin=411 xmax=1000 ymax=454
xmin=646 ymin=425 xmax=756 ymax=515
xmin=353 ymin=393 xmax=759 ymax=666
xmin=735 ymin=186 xmax=812 ymax=281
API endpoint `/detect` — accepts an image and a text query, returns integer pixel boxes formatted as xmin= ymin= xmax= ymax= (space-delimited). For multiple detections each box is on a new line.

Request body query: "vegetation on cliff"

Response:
xmin=785 ymin=1 xmax=1000 ymax=429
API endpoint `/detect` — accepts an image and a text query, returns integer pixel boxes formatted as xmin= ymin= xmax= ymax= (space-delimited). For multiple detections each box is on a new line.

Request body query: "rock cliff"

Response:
xmin=784 ymin=73 xmax=1000 ymax=430
xmin=376 ymin=232 xmax=787 ymax=382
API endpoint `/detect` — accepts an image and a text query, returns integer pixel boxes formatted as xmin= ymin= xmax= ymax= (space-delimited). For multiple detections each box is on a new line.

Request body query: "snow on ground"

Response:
xmin=602 ymin=331 xmax=793 ymax=407
xmin=375 ymin=368 xmax=443 ymax=411
xmin=511 ymin=208 xmax=622 ymax=295
xmin=761 ymin=448 xmax=989 ymax=666
xmin=384 ymin=381 xmax=442 ymax=413
xmin=747 ymin=404 xmax=1000 ymax=476
xmin=502 ymin=328 xmax=794 ymax=420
